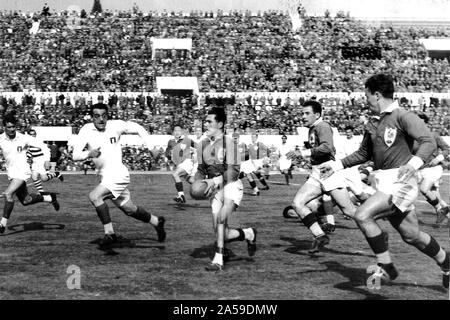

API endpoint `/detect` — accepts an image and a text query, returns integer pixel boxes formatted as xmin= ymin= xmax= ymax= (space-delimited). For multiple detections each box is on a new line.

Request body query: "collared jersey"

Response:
xmin=342 ymin=107 xmax=436 ymax=170
xmin=72 ymin=120 xmax=151 ymax=175
xmin=248 ymin=141 xmax=269 ymax=160
xmin=195 ymin=134 xmax=240 ymax=184
xmin=0 ymin=132 xmax=47 ymax=175
xmin=307 ymin=120 xmax=336 ymax=165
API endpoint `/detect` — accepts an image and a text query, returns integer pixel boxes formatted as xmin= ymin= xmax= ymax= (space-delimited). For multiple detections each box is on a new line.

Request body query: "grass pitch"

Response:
xmin=0 ymin=173 xmax=448 ymax=300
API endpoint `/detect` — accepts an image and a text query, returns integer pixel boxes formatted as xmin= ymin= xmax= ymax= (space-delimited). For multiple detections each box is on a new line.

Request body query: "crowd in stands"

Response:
xmin=1 ymin=9 xmax=450 ymax=93
xmin=0 ymin=8 xmax=449 ymax=172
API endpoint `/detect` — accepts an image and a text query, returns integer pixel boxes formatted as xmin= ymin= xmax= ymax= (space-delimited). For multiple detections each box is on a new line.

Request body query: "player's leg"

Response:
xmin=291 ymin=178 xmax=329 ymax=252
xmin=0 ymin=179 xmax=24 ymax=232
xmin=31 ymin=171 xmax=45 ymax=194
xmin=281 ymin=169 xmax=290 ymax=185
xmin=40 ymin=171 xmax=64 ymax=183
xmin=89 ymin=184 xmax=116 ymax=240
xmin=172 ymin=166 xmax=187 ymax=203
xmin=319 ymin=194 xmax=337 ymax=233
xmin=114 ymin=189 xmax=166 ymax=242
xmin=353 ymin=191 xmax=398 ymax=280
xmin=329 ymin=187 xmax=357 ymax=219
xmin=254 ymin=169 xmax=269 ymax=190
xmin=15 ymin=178 xmax=59 ymax=211
xmin=246 ymin=173 xmax=259 ymax=195
xmin=388 ymin=209 xmax=449 ymax=288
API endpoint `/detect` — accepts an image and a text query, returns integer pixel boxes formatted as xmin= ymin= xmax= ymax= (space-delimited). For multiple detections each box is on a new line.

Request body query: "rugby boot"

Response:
xmin=308 ymin=234 xmax=330 ymax=254
xmin=247 ymin=228 xmax=257 ymax=257
xmin=154 ymin=216 xmax=166 ymax=242
xmin=50 ymin=193 xmax=60 ymax=211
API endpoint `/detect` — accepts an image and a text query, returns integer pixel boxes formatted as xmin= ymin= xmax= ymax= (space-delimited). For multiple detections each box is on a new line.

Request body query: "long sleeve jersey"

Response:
xmin=195 ymin=134 xmax=240 ymax=185
xmin=341 ymin=103 xmax=436 ymax=170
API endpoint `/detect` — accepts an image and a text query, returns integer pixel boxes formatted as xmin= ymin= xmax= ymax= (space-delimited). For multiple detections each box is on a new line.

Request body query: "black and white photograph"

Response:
xmin=0 ymin=0 xmax=449 ymax=305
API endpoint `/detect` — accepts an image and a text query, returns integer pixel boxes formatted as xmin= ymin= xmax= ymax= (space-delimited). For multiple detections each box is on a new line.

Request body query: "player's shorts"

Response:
xmin=418 ymin=165 xmax=443 ymax=185
xmin=368 ymin=168 xmax=418 ymax=213
xmin=241 ymin=160 xmax=256 ymax=174
xmin=178 ymin=159 xmax=196 ymax=177
xmin=341 ymin=166 xmax=364 ymax=196
xmin=100 ymin=167 xmax=131 ymax=202
xmin=279 ymin=156 xmax=292 ymax=171
xmin=7 ymin=162 xmax=32 ymax=182
xmin=308 ymin=165 xmax=346 ymax=192
xmin=211 ymin=179 xmax=244 ymax=215
xmin=31 ymin=157 xmax=48 ymax=175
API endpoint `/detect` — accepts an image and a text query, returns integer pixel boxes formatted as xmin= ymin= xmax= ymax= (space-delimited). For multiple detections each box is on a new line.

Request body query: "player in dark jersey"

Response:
xmin=320 ymin=74 xmax=449 ymax=288
xmin=415 ymin=113 xmax=450 ymax=224
xmin=289 ymin=100 xmax=357 ymax=254
xmin=165 ymin=124 xmax=196 ymax=203
xmin=195 ymin=107 xmax=257 ymax=271
xmin=240 ymin=132 xmax=270 ymax=195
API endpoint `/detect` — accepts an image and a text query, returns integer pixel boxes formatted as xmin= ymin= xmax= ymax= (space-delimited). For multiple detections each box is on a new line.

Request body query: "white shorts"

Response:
xmin=211 ymin=180 xmax=244 ymax=215
xmin=309 ymin=165 xmax=346 ymax=192
xmin=7 ymin=162 xmax=31 ymax=182
xmin=241 ymin=160 xmax=256 ymax=174
xmin=31 ymin=157 xmax=48 ymax=175
xmin=279 ymin=156 xmax=292 ymax=171
xmin=418 ymin=165 xmax=443 ymax=184
xmin=100 ymin=169 xmax=131 ymax=200
xmin=368 ymin=168 xmax=418 ymax=213
xmin=342 ymin=166 xmax=364 ymax=196
xmin=178 ymin=159 xmax=196 ymax=177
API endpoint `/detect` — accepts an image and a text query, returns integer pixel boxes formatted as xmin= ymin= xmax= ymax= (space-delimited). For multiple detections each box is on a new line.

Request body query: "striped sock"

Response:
xmin=34 ymin=179 xmax=44 ymax=193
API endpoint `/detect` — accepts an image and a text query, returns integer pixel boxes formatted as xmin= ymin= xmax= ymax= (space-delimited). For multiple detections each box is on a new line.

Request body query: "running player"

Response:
xmin=319 ymin=74 xmax=449 ymax=288
xmin=195 ymin=107 xmax=257 ymax=271
xmin=0 ymin=112 xmax=60 ymax=234
xmin=27 ymin=128 xmax=64 ymax=194
xmin=166 ymin=124 xmax=197 ymax=203
xmin=290 ymin=100 xmax=357 ymax=253
xmin=278 ymin=135 xmax=294 ymax=185
xmin=416 ymin=113 xmax=450 ymax=224
xmin=240 ymin=132 xmax=270 ymax=195
xmin=72 ymin=103 xmax=166 ymax=247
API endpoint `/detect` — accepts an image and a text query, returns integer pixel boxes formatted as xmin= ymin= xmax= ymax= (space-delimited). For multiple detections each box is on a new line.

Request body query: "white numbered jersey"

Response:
xmin=0 ymin=132 xmax=44 ymax=176
xmin=73 ymin=120 xmax=149 ymax=175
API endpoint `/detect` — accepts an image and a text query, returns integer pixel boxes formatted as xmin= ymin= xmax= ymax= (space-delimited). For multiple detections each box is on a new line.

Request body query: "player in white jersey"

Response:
xmin=27 ymin=128 xmax=64 ymax=194
xmin=0 ymin=113 xmax=60 ymax=234
xmin=277 ymin=135 xmax=294 ymax=185
xmin=72 ymin=103 xmax=166 ymax=248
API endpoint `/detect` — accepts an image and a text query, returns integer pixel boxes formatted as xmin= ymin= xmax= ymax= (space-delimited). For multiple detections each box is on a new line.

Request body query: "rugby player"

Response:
xmin=319 ymin=74 xmax=449 ymax=288
xmin=72 ymin=103 xmax=166 ymax=247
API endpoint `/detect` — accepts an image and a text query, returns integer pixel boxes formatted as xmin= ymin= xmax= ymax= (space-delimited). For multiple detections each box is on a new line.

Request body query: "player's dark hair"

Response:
xmin=207 ymin=107 xmax=226 ymax=130
xmin=303 ymin=100 xmax=322 ymax=116
xmin=90 ymin=103 xmax=108 ymax=116
xmin=365 ymin=74 xmax=394 ymax=99
xmin=172 ymin=123 xmax=183 ymax=131
xmin=3 ymin=111 xmax=17 ymax=126
xmin=417 ymin=113 xmax=429 ymax=124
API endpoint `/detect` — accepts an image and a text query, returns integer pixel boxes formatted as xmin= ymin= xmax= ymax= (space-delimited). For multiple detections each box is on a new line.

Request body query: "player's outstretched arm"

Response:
xmin=72 ymin=126 xmax=91 ymax=161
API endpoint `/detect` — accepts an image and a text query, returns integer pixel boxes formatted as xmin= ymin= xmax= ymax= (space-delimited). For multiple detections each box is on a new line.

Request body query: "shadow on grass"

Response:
xmin=190 ymin=243 xmax=255 ymax=265
xmin=89 ymin=236 xmax=165 ymax=255
xmin=279 ymin=236 xmax=374 ymax=258
xmin=0 ymin=222 xmax=65 ymax=236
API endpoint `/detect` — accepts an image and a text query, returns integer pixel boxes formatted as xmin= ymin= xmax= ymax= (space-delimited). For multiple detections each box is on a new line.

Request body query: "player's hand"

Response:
xmin=44 ymin=161 xmax=51 ymax=170
xmin=397 ymin=163 xmax=416 ymax=183
xmin=88 ymin=147 xmax=101 ymax=158
xmin=203 ymin=179 xmax=215 ymax=198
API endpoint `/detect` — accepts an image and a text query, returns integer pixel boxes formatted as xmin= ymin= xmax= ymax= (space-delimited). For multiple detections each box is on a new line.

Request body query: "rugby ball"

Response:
xmin=190 ymin=180 xmax=209 ymax=200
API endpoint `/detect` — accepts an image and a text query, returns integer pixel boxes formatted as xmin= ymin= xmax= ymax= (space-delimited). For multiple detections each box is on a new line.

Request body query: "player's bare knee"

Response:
xmin=354 ymin=208 xmax=371 ymax=224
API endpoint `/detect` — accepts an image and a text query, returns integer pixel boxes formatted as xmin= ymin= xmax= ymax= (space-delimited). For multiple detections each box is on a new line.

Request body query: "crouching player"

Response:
xmin=196 ymin=107 xmax=257 ymax=271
